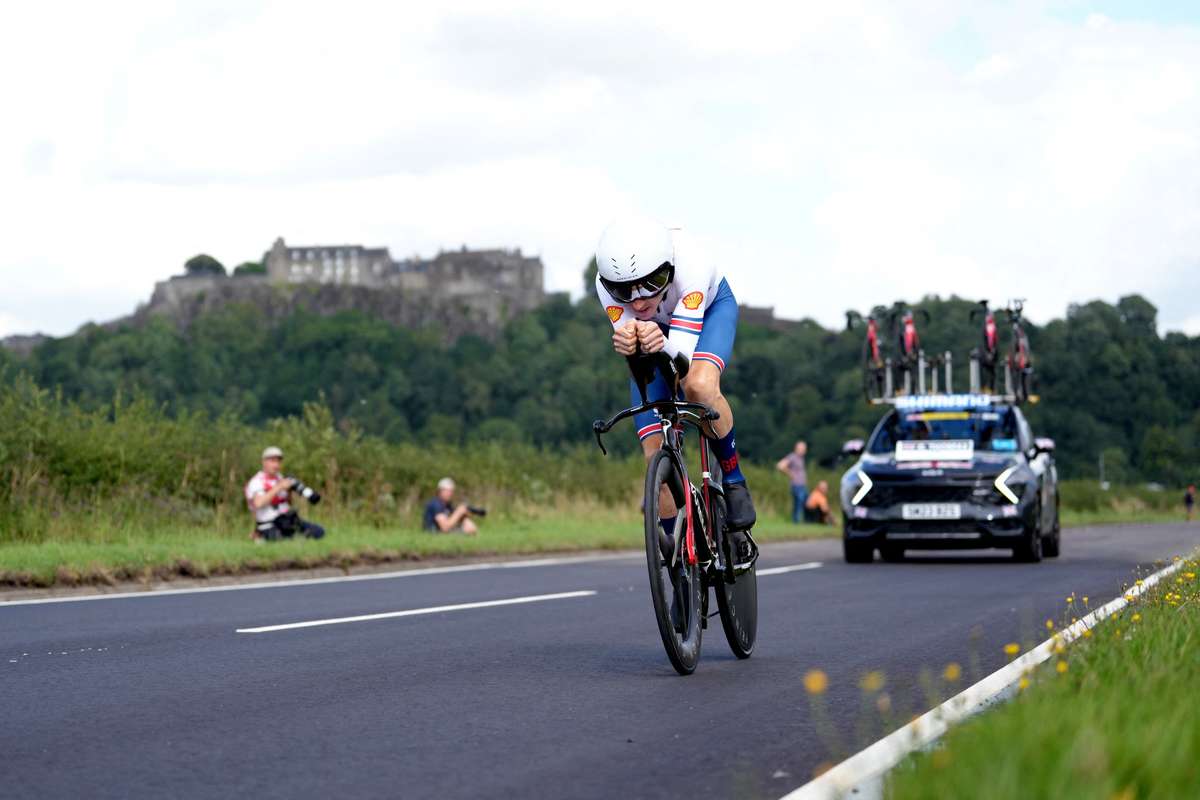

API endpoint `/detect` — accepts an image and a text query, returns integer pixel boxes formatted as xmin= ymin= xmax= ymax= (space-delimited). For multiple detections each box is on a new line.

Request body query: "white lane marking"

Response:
xmin=779 ymin=557 xmax=1186 ymax=800
xmin=758 ymin=562 xmax=822 ymax=576
xmin=235 ymin=590 xmax=597 ymax=634
xmin=0 ymin=554 xmax=640 ymax=607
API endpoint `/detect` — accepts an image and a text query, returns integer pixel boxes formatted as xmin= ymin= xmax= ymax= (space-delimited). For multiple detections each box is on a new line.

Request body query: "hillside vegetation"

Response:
xmin=5 ymin=278 xmax=1199 ymax=484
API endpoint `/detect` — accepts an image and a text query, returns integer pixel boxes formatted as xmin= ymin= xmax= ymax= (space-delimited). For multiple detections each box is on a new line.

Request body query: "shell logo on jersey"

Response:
xmin=606 ymin=305 xmax=623 ymax=323
xmin=682 ymin=291 xmax=704 ymax=310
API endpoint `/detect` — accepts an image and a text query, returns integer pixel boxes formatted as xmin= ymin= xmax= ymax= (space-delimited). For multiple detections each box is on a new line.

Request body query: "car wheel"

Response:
xmin=843 ymin=527 xmax=874 ymax=563
xmin=879 ymin=546 xmax=905 ymax=563
xmin=1043 ymin=503 xmax=1061 ymax=558
xmin=1014 ymin=504 xmax=1043 ymax=563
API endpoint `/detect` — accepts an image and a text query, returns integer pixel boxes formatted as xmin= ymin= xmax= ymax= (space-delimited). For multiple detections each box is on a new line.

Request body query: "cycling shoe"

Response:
xmin=728 ymin=528 xmax=757 ymax=571
xmin=658 ymin=527 xmax=674 ymax=563
xmin=723 ymin=481 xmax=757 ymax=531
xmin=666 ymin=564 xmax=686 ymax=634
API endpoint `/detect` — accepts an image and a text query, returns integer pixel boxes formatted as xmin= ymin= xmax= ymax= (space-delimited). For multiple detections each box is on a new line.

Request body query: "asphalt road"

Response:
xmin=2 ymin=523 xmax=1196 ymax=799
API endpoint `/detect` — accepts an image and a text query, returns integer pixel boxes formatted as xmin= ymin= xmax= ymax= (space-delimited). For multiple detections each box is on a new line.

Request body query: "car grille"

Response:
xmin=861 ymin=478 xmax=1002 ymax=507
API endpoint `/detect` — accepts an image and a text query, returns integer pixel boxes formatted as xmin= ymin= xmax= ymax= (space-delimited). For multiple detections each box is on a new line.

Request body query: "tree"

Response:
xmin=232 ymin=261 xmax=265 ymax=277
xmin=582 ymin=257 xmax=598 ymax=295
xmin=184 ymin=254 xmax=226 ymax=277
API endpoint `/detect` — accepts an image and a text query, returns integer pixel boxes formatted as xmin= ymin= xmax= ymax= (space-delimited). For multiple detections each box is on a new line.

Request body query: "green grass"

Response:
xmin=0 ymin=512 xmax=834 ymax=587
xmin=888 ymin=553 xmax=1200 ymax=798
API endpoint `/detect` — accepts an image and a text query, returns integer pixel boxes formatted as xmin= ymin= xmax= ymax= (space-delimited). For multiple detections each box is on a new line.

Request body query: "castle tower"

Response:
xmin=265 ymin=237 xmax=290 ymax=283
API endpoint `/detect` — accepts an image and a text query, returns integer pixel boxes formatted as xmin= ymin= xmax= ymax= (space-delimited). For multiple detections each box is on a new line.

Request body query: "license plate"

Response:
xmin=902 ymin=503 xmax=961 ymax=520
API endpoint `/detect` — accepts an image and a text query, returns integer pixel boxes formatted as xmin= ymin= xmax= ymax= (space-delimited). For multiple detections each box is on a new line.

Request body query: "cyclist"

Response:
xmin=594 ymin=215 xmax=756 ymax=562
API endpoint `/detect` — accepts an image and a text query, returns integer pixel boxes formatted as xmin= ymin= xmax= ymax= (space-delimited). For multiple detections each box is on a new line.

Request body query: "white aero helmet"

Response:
xmin=595 ymin=215 xmax=676 ymax=303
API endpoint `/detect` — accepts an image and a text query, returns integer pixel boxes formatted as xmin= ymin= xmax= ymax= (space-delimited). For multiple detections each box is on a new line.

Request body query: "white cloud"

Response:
xmin=2 ymin=1 xmax=1199 ymax=339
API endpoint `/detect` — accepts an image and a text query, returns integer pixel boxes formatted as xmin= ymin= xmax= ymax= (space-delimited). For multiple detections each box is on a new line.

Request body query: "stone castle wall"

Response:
xmin=140 ymin=239 xmax=549 ymax=341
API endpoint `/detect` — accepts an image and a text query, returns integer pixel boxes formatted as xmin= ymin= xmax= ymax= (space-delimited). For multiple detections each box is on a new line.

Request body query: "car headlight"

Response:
xmin=851 ymin=470 xmax=873 ymax=506
xmin=994 ymin=466 xmax=1024 ymax=504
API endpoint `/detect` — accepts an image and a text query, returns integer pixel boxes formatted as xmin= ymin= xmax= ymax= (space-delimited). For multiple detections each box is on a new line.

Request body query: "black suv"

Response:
xmin=839 ymin=395 xmax=1060 ymax=563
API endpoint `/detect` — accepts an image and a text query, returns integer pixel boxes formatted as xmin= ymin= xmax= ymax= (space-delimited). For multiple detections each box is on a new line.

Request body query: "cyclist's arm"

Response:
xmin=661 ymin=283 xmax=707 ymax=362
xmin=661 ymin=235 xmax=715 ymax=363
xmin=595 ymin=276 xmax=633 ymax=329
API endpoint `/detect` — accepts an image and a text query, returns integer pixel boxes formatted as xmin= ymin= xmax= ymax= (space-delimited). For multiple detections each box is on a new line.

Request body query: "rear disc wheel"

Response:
xmin=644 ymin=450 xmax=702 ymax=675
xmin=711 ymin=493 xmax=757 ymax=659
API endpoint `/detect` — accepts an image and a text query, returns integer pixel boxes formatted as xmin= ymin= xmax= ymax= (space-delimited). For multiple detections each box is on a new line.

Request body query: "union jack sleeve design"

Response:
xmin=669 ymin=313 xmax=704 ymax=337
xmin=693 ymin=351 xmax=726 ymax=371
xmin=636 ymin=423 xmax=661 ymax=441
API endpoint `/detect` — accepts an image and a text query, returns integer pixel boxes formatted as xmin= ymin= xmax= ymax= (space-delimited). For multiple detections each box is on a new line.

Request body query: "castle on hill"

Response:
xmin=262 ymin=237 xmax=544 ymax=298
xmin=138 ymin=237 xmax=549 ymax=341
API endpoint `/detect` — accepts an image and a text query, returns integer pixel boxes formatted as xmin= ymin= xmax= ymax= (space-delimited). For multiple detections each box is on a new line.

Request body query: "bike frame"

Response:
xmin=866 ymin=317 xmax=880 ymax=363
xmin=593 ymin=397 xmax=720 ymax=569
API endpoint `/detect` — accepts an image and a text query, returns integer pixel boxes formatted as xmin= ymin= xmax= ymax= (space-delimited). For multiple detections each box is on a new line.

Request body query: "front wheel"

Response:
xmin=1013 ymin=503 xmax=1044 ymax=563
xmin=844 ymin=523 xmax=874 ymax=563
xmin=1043 ymin=498 xmax=1061 ymax=558
xmin=644 ymin=450 xmax=703 ymax=675
xmin=711 ymin=492 xmax=757 ymax=659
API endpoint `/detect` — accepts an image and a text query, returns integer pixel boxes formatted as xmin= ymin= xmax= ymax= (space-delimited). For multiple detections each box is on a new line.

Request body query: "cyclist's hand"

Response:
xmin=635 ymin=321 xmax=665 ymax=353
xmin=612 ymin=321 xmax=638 ymax=356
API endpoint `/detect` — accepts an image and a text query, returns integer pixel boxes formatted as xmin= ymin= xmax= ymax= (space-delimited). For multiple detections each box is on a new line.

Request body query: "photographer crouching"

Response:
xmin=245 ymin=446 xmax=326 ymax=541
xmin=423 ymin=477 xmax=484 ymax=535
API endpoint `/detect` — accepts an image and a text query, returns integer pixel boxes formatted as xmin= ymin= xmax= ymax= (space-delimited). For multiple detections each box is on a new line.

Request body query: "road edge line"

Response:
xmin=779 ymin=557 xmax=1185 ymax=800
xmin=0 ymin=553 xmax=639 ymax=607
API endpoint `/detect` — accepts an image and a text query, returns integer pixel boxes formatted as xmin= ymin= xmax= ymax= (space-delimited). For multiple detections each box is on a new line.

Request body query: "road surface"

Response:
xmin=2 ymin=523 xmax=1196 ymax=799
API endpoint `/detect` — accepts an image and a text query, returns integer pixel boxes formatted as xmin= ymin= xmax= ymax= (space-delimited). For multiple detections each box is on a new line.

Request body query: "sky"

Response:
xmin=2 ymin=0 xmax=1199 ymax=338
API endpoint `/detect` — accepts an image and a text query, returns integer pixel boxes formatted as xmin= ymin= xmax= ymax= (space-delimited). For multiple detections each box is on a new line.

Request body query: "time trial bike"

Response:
xmin=1005 ymin=299 xmax=1034 ymax=403
xmin=847 ymin=309 xmax=887 ymax=402
xmin=969 ymin=299 xmax=999 ymax=394
xmin=891 ymin=303 xmax=929 ymax=394
xmin=592 ymin=351 xmax=759 ymax=675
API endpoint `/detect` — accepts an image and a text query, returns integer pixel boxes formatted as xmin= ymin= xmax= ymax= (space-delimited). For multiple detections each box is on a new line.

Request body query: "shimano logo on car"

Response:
xmin=892 ymin=394 xmax=994 ymax=410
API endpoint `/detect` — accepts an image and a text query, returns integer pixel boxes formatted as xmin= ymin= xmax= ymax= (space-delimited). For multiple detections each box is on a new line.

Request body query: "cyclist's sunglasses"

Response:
xmin=601 ymin=262 xmax=674 ymax=303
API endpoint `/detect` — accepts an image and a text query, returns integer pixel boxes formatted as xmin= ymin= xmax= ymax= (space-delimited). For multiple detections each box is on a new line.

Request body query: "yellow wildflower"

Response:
xmin=1056 ymin=660 xmax=1068 ymax=674
xmin=1018 ymin=676 xmax=1030 ymax=691
xmin=1132 ymin=613 xmax=1141 ymax=623
xmin=804 ymin=669 xmax=829 ymax=695
xmin=1045 ymin=619 xmax=1055 ymax=630
xmin=943 ymin=662 xmax=962 ymax=682
xmin=859 ymin=671 xmax=885 ymax=692
xmin=1004 ymin=643 xmax=1021 ymax=657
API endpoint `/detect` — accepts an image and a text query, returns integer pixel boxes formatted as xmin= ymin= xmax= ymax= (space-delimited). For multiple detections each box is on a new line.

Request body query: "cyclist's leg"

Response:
xmin=685 ymin=279 xmax=756 ymax=531
xmin=631 ymin=373 xmax=678 ymax=547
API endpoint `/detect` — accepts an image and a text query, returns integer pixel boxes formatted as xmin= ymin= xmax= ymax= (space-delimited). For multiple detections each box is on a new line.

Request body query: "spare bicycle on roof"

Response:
xmin=854 ymin=300 xmax=1037 ymax=406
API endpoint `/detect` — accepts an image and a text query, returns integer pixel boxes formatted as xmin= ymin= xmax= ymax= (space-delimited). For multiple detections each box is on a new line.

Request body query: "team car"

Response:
xmin=839 ymin=394 xmax=1060 ymax=563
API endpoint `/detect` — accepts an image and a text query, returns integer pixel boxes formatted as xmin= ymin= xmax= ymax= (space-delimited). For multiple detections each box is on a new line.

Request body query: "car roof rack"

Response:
xmin=866 ymin=350 xmax=1036 ymax=406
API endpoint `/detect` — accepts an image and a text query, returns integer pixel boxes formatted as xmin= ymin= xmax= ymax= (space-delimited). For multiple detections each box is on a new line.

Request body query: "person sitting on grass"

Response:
xmin=803 ymin=480 xmax=835 ymax=525
xmin=245 ymin=446 xmax=325 ymax=541
xmin=423 ymin=478 xmax=480 ymax=535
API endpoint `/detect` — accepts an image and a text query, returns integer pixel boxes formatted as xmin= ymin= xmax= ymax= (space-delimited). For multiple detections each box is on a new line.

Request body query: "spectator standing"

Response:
xmin=1186 ymin=485 xmax=1196 ymax=521
xmin=776 ymin=441 xmax=809 ymax=524
xmin=423 ymin=478 xmax=480 ymax=534
xmin=804 ymin=480 xmax=834 ymax=525
xmin=244 ymin=446 xmax=325 ymax=541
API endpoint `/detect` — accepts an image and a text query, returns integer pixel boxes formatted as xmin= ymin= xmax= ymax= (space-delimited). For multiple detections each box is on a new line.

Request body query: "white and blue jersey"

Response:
xmin=595 ymin=229 xmax=739 ymax=441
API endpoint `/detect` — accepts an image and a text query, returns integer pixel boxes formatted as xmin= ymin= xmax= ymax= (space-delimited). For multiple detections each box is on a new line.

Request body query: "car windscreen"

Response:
xmin=868 ymin=409 xmax=1020 ymax=454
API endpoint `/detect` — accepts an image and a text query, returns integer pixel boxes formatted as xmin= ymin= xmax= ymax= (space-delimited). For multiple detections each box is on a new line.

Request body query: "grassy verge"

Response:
xmin=1 ymin=503 xmax=1185 ymax=589
xmin=0 ymin=513 xmax=834 ymax=588
xmin=888 ymin=553 xmax=1200 ymax=798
